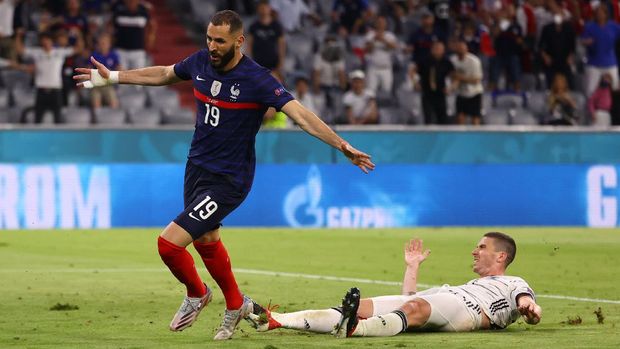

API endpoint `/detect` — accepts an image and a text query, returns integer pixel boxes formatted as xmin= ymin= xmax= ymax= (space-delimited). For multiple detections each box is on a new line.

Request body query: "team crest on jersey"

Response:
xmin=230 ymin=83 xmax=240 ymax=100
xmin=210 ymin=80 xmax=222 ymax=97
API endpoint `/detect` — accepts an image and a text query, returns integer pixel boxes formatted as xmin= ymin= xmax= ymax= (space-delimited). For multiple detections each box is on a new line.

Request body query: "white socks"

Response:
xmin=273 ymin=309 xmax=342 ymax=333
xmin=352 ymin=311 xmax=408 ymax=337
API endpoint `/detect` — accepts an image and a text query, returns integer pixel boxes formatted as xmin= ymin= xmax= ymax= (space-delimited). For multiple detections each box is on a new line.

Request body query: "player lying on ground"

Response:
xmin=74 ymin=10 xmax=374 ymax=340
xmin=248 ymin=232 xmax=542 ymax=337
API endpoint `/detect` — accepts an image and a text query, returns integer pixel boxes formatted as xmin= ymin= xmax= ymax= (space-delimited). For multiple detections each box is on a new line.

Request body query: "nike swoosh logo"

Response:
xmin=196 ymin=76 xmax=206 ymax=81
xmin=189 ymin=212 xmax=201 ymax=221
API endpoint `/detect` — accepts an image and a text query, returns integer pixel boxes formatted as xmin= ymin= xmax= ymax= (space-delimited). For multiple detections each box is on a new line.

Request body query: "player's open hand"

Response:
xmin=518 ymin=301 xmax=542 ymax=325
xmin=340 ymin=142 xmax=375 ymax=174
xmin=404 ymin=238 xmax=431 ymax=267
xmin=73 ymin=56 xmax=112 ymax=88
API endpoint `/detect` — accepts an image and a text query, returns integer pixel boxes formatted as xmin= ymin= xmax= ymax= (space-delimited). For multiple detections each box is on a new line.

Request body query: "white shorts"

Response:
xmin=370 ymin=287 xmax=482 ymax=332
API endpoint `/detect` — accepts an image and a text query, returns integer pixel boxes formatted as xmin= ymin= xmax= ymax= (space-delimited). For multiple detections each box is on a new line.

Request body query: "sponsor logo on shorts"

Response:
xmin=188 ymin=195 xmax=218 ymax=222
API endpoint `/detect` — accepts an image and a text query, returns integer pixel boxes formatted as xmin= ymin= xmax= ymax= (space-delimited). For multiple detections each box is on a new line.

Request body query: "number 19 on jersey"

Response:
xmin=204 ymin=103 xmax=220 ymax=127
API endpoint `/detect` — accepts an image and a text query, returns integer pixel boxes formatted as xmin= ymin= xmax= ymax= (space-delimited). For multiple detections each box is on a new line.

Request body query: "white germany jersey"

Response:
xmin=451 ymin=275 xmax=535 ymax=329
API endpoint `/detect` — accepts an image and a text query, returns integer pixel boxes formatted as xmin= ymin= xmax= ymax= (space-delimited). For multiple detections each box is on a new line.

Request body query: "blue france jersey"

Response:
xmin=174 ymin=51 xmax=294 ymax=193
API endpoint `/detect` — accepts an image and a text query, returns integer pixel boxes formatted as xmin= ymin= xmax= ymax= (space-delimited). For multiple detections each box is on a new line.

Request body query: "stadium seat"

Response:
xmin=0 ymin=107 xmax=22 ymax=123
xmin=482 ymin=107 xmax=509 ymax=125
xmin=397 ymin=87 xmax=423 ymax=118
xmin=379 ymin=106 xmax=409 ymax=124
xmin=63 ymin=107 xmax=92 ymax=125
xmin=509 ymin=108 xmax=539 ymax=125
xmin=119 ymin=88 xmax=147 ymax=109
xmin=520 ymin=73 xmax=537 ymax=91
xmin=94 ymin=107 xmax=126 ymax=125
xmin=161 ymin=107 xmax=195 ymax=124
xmin=0 ymin=69 xmax=31 ymax=89
xmin=570 ymin=92 xmax=587 ymax=124
xmin=11 ymin=87 xmax=36 ymax=107
xmin=146 ymin=87 xmax=180 ymax=109
xmin=0 ymin=88 xmax=9 ymax=107
xmin=190 ymin=0 xmax=219 ymax=25
xmin=526 ymin=91 xmax=548 ymax=120
xmin=376 ymin=90 xmax=395 ymax=107
xmin=495 ymin=93 xmax=523 ymax=109
xmin=446 ymin=94 xmax=456 ymax=117
xmin=127 ymin=108 xmax=161 ymax=126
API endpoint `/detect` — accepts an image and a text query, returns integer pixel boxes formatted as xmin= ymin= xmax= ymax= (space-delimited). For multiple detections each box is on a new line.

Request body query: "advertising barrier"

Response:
xmin=0 ymin=163 xmax=617 ymax=229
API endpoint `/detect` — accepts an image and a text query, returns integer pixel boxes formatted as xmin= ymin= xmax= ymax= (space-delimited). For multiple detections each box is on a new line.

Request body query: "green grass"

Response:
xmin=1 ymin=228 xmax=619 ymax=348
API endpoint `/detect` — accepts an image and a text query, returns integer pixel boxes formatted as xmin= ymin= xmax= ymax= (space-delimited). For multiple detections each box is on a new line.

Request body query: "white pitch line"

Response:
xmin=2 ymin=267 xmax=619 ymax=305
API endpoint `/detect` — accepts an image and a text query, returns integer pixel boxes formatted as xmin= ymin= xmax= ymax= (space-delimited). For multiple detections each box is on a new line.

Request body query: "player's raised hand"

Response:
xmin=73 ymin=56 xmax=118 ymax=88
xmin=340 ymin=142 xmax=375 ymax=174
xmin=404 ymin=238 xmax=431 ymax=267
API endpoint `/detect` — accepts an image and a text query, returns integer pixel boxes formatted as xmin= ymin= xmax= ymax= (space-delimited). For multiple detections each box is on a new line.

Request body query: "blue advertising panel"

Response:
xmin=0 ymin=164 xmax=617 ymax=229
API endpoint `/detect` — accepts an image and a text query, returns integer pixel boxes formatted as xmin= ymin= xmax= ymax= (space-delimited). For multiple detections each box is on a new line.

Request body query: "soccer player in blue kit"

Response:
xmin=74 ymin=10 xmax=375 ymax=340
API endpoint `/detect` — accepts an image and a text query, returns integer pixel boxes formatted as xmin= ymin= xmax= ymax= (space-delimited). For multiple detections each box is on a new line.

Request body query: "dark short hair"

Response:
xmin=210 ymin=10 xmax=243 ymax=33
xmin=484 ymin=232 xmax=517 ymax=267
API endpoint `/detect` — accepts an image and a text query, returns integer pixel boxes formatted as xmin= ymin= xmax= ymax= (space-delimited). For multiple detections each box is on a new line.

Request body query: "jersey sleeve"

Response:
xmin=173 ymin=50 xmax=203 ymax=81
xmin=509 ymin=277 xmax=536 ymax=304
xmin=254 ymin=71 xmax=294 ymax=110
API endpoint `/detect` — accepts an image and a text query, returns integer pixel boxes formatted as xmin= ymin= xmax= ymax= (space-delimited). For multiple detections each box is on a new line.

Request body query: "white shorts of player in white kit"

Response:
xmin=371 ymin=286 xmax=482 ymax=332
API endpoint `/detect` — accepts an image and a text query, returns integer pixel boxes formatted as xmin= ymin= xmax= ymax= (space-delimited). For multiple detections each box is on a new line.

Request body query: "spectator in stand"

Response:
xmin=247 ymin=1 xmax=285 ymax=82
xmin=588 ymin=73 xmax=613 ymax=126
xmin=538 ymin=4 xmax=576 ymax=89
xmin=581 ymin=4 xmax=620 ymax=96
xmin=0 ymin=0 xmax=16 ymax=65
xmin=91 ymin=33 xmax=120 ymax=109
xmin=427 ymin=0 xmax=451 ymax=41
xmin=364 ymin=15 xmax=398 ymax=94
xmin=312 ymin=35 xmax=346 ymax=119
xmin=112 ymin=0 xmax=156 ymax=70
xmin=270 ymin=0 xmax=316 ymax=33
xmin=331 ymin=0 xmax=371 ymax=36
xmin=14 ymin=30 xmax=83 ymax=123
xmin=417 ymin=41 xmax=454 ymax=125
xmin=547 ymin=73 xmax=578 ymax=125
xmin=460 ymin=20 xmax=481 ymax=56
xmin=407 ymin=11 xmax=443 ymax=88
xmin=62 ymin=0 xmax=89 ymax=46
xmin=291 ymin=76 xmax=324 ymax=117
xmin=451 ymin=38 xmax=484 ymax=125
xmin=343 ymin=70 xmax=378 ymax=125
xmin=489 ymin=5 xmax=524 ymax=92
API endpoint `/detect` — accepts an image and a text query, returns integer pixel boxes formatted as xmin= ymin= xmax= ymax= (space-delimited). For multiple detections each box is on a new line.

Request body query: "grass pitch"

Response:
xmin=0 ymin=228 xmax=619 ymax=348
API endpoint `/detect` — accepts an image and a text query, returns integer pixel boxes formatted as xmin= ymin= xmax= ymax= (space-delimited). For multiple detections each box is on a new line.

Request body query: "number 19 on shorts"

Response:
xmin=204 ymin=103 xmax=220 ymax=126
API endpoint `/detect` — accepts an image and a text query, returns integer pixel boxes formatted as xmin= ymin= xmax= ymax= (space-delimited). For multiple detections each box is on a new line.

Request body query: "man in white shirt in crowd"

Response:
xmin=0 ymin=0 xmax=16 ymax=66
xmin=249 ymin=232 xmax=542 ymax=337
xmin=450 ymin=37 xmax=484 ymax=125
xmin=15 ymin=31 xmax=82 ymax=123
xmin=364 ymin=15 xmax=398 ymax=95
xmin=343 ymin=70 xmax=378 ymax=124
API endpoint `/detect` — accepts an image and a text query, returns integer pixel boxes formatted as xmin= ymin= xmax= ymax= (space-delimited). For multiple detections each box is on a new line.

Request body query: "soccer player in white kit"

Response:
xmin=249 ymin=232 xmax=542 ymax=337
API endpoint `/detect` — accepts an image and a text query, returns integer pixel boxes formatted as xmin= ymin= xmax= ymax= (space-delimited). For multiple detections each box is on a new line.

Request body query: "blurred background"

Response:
xmin=1 ymin=0 xmax=619 ymax=230
xmin=3 ymin=0 xmax=620 ymax=126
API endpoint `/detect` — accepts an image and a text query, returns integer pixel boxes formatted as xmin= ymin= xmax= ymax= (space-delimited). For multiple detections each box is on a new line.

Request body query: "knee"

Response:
xmin=158 ymin=236 xmax=183 ymax=258
xmin=400 ymin=299 xmax=431 ymax=328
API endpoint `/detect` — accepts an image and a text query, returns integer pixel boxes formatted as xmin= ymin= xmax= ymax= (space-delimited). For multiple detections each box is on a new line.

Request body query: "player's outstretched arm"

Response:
xmin=401 ymin=238 xmax=430 ymax=295
xmin=516 ymin=295 xmax=542 ymax=325
xmin=281 ymin=100 xmax=375 ymax=173
xmin=73 ymin=56 xmax=182 ymax=88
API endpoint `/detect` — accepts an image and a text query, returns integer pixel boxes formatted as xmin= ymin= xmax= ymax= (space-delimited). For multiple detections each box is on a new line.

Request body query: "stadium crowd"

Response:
xmin=2 ymin=0 xmax=620 ymax=126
